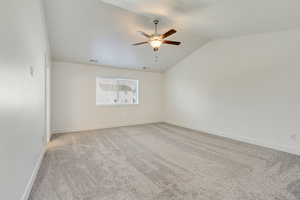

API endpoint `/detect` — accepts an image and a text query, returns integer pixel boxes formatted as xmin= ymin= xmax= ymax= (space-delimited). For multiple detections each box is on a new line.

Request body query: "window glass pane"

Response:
xmin=96 ymin=78 xmax=138 ymax=105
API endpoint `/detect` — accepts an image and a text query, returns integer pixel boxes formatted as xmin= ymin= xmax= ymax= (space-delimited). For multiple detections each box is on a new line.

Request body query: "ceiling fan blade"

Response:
xmin=161 ymin=29 xmax=177 ymax=39
xmin=132 ymin=41 xmax=148 ymax=46
xmin=163 ymin=40 xmax=181 ymax=45
xmin=138 ymin=31 xmax=151 ymax=38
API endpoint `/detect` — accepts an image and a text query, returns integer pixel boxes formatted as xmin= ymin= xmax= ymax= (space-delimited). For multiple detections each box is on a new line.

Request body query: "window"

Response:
xmin=96 ymin=77 xmax=139 ymax=105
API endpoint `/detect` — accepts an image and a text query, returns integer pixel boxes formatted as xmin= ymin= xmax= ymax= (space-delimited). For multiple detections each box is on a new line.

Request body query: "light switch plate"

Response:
xmin=30 ymin=66 xmax=34 ymax=77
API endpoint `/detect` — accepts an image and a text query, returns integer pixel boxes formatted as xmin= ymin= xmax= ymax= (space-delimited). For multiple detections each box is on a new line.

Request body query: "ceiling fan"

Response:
xmin=132 ymin=20 xmax=181 ymax=51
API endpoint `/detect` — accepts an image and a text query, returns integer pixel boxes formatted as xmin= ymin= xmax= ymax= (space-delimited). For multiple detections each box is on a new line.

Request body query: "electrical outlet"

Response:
xmin=290 ymin=134 xmax=297 ymax=141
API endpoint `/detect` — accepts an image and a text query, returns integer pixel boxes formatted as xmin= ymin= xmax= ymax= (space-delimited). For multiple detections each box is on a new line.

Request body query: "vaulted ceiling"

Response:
xmin=44 ymin=0 xmax=300 ymax=71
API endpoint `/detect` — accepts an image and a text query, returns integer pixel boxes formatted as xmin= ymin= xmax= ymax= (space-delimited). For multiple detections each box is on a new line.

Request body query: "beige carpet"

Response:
xmin=29 ymin=123 xmax=300 ymax=200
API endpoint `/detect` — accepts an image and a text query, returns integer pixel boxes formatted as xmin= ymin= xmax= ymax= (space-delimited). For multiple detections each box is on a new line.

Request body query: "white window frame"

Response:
xmin=96 ymin=77 xmax=139 ymax=106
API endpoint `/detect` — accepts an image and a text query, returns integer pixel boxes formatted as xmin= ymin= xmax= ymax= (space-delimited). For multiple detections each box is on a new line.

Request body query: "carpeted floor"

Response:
xmin=29 ymin=123 xmax=300 ymax=200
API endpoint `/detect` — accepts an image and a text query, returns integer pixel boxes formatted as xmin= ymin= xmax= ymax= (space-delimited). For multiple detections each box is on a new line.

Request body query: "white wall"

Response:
xmin=51 ymin=61 xmax=164 ymax=133
xmin=165 ymin=30 xmax=300 ymax=155
xmin=0 ymin=0 xmax=50 ymax=199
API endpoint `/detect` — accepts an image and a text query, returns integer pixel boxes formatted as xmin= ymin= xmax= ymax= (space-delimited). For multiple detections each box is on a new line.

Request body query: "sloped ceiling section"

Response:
xmin=44 ymin=0 xmax=300 ymax=71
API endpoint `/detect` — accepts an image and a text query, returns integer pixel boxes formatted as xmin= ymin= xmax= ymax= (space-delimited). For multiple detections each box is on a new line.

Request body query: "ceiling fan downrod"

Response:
xmin=153 ymin=19 xmax=159 ymax=35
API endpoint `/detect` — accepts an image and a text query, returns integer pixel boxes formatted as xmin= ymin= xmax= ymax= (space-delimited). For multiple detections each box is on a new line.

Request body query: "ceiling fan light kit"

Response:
xmin=133 ymin=20 xmax=181 ymax=51
xmin=149 ymin=38 xmax=162 ymax=48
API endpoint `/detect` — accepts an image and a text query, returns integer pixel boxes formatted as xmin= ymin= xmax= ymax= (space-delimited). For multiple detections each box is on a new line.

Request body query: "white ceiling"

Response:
xmin=44 ymin=0 xmax=300 ymax=71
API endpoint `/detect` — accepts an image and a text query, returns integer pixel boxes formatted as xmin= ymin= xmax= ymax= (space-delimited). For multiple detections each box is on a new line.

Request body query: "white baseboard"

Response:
xmin=51 ymin=121 xmax=164 ymax=135
xmin=165 ymin=122 xmax=300 ymax=156
xmin=21 ymin=147 xmax=46 ymax=200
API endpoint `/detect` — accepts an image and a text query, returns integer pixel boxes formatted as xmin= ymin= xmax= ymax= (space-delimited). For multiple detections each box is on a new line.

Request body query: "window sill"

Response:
xmin=96 ymin=103 xmax=139 ymax=107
